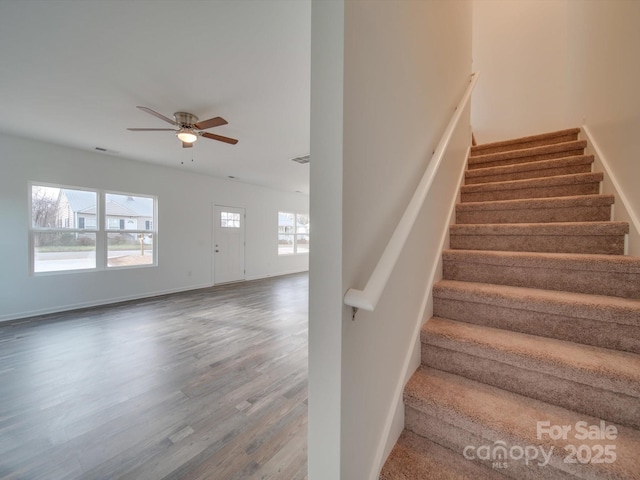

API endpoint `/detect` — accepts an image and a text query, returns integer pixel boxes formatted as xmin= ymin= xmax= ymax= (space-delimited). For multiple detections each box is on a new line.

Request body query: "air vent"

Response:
xmin=291 ymin=154 xmax=310 ymax=165
xmin=94 ymin=147 xmax=119 ymax=154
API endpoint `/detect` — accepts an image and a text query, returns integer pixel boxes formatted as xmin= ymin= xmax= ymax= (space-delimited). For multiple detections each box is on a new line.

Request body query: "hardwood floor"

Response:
xmin=0 ymin=273 xmax=308 ymax=480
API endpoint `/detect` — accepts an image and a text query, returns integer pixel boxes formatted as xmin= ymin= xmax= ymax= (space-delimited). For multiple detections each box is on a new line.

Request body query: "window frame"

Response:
xmin=29 ymin=182 xmax=158 ymax=275
xmin=104 ymin=190 xmax=157 ymax=270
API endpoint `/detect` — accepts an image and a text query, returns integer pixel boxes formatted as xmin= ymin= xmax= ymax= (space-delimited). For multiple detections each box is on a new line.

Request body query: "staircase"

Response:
xmin=380 ymin=128 xmax=640 ymax=479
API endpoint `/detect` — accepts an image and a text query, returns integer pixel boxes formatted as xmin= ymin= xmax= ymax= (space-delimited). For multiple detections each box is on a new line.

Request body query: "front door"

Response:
xmin=213 ymin=205 xmax=245 ymax=284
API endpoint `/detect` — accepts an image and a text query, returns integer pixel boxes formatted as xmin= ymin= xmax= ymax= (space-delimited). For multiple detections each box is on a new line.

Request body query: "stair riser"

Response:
xmin=433 ymin=297 xmax=640 ymax=354
xmin=468 ymin=148 xmax=585 ymax=170
xmin=404 ymin=406 xmax=578 ymax=480
xmin=461 ymin=182 xmax=600 ymax=202
xmin=449 ymin=233 xmax=625 ymax=255
xmin=442 ymin=258 xmax=640 ymax=299
xmin=456 ymin=205 xmax=612 ymax=224
xmin=422 ymin=346 xmax=640 ymax=429
xmin=471 ymin=131 xmax=581 ymax=157
xmin=465 ymin=163 xmax=592 ymax=185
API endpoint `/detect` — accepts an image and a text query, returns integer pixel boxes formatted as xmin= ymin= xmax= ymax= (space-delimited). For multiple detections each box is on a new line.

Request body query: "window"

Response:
xmin=31 ymin=186 xmax=97 ymax=272
xmin=30 ymin=184 xmax=157 ymax=273
xmin=105 ymin=193 xmax=155 ymax=268
xmin=220 ymin=211 xmax=241 ymax=228
xmin=278 ymin=212 xmax=309 ymax=255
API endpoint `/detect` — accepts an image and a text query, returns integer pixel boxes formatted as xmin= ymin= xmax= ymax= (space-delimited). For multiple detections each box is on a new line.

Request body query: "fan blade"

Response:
xmin=201 ymin=132 xmax=239 ymax=145
xmin=194 ymin=116 xmax=227 ymax=130
xmin=182 ymin=142 xmax=193 ymax=149
xmin=127 ymin=128 xmax=176 ymax=131
xmin=136 ymin=106 xmax=177 ymax=125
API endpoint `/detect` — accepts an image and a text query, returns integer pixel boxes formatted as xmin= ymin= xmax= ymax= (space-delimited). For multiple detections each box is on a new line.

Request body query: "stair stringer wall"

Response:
xmin=582 ymin=125 xmax=640 ymax=256
xmin=372 ymin=144 xmax=470 ymax=480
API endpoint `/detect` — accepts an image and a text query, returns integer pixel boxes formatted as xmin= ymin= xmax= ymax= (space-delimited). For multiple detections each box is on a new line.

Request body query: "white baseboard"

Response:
xmin=0 ymin=282 xmax=214 ymax=324
xmin=244 ymin=268 xmax=309 ymax=282
xmin=581 ymin=126 xmax=640 ymax=256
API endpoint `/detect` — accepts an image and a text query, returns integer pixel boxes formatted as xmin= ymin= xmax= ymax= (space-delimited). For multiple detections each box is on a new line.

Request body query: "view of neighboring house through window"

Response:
xmin=30 ymin=184 xmax=157 ymax=273
xmin=278 ymin=212 xmax=309 ymax=255
xmin=105 ymin=192 xmax=155 ymax=268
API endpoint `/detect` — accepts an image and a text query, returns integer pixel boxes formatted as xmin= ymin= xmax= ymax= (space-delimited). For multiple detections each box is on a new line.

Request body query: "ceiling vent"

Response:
xmin=95 ymin=147 xmax=119 ymax=154
xmin=291 ymin=154 xmax=310 ymax=165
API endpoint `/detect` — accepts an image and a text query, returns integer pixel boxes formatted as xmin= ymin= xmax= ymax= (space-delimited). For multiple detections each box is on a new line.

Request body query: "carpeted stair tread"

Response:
xmin=422 ymin=317 xmax=640 ymax=398
xmin=433 ymin=280 xmax=640 ymax=353
xmin=433 ymin=280 xmax=640 ymax=327
xmin=442 ymin=249 xmax=640 ymax=299
xmin=405 ymin=367 xmax=640 ymax=480
xmin=379 ymin=429 xmax=506 ymax=480
xmin=449 ymin=221 xmax=628 ymax=255
xmin=470 ymin=128 xmax=581 ymax=157
xmin=468 ymin=140 xmax=587 ymax=170
xmin=460 ymin=172 xmax=603 ymax=203
xmin=456 ymin=194 xmax=614 ymax=224
xmin=465 ymin=154 xmax=594 ymax=185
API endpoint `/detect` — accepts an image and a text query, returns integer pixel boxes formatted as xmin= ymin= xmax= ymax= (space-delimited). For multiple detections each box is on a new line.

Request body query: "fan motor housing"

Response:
xmin=174 ymin=112 xmax=198 ymax=126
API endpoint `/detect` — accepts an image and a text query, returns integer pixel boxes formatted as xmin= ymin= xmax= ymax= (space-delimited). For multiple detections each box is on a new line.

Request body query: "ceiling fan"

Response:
xmin=128 ymin=106 xmax=238 ymax=148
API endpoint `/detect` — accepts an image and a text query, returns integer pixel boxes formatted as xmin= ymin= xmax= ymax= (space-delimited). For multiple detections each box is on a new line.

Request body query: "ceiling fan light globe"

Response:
xmin=177 ymin=129 xmax=198 ymax=143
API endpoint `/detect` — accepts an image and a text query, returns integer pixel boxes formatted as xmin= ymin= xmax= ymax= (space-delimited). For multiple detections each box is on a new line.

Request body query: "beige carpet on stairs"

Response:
xmin=380 ymin=128 xmax=640 ymax=480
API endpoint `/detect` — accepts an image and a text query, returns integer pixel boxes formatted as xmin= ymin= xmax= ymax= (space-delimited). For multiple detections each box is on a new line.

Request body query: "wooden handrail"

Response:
xmin=343 ymin=72 xmax=479 ymax=315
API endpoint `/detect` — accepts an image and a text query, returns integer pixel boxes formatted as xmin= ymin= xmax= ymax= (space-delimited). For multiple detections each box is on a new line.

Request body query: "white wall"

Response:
xmin=471 ymin=0 xmax=639 ymax=252
xmin=308 ymin=0 xmax=344 ymax=477
xmin=472 ymin=0 xmax=574 ymax=143
xmin=0 ymin=132 xmax=308 ymax=321
xmin=567 ymin=0 xmax=640 ymax=254
xmin=309 ymin=1 xmax=472 ymax=478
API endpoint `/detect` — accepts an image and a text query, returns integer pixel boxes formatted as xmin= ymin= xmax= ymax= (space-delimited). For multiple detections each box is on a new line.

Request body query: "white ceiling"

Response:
xmin=0 ymin=0 xmax=311 ymax=193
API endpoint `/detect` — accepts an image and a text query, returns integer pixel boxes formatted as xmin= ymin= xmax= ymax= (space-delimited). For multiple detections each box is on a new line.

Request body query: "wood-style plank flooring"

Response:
xmin=0 ymin=273 xmax=308 ymax=480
